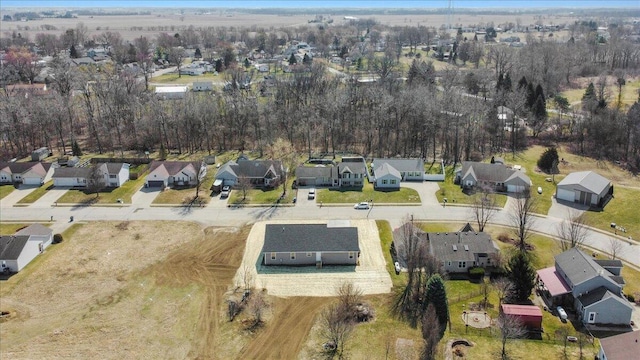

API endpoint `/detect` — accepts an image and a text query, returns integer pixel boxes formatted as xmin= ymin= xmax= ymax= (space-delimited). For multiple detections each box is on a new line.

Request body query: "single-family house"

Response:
xmin=52 ymin=167 xmax=90 ymax=187
xmin=500 ymin=304 xmax=543 ymax=331
xmin=556 ymin=171 xmax=613 ymax=207
xmin=456 ymin=161 xmax=531 ymax=193
xmin=428 ymin=229 xmax=499 ymax=273
xmin=254 ymin=63 xmax=269 ymax=72
xmin=0 ymin=223 xmax=53 ymax=273
xmin=0 ymin=162 xmax=52 ymax=185
xmin=216 ymin=158 xmax=284 ymax=188
xmin=262 ymin=223 xmax=360 ymax=267
xmin=392 ymin=222 xmax=429 ymax=270
xmin=372 ymin=158 xmax=425 ymax=182
xmin=155 ymin=86 xmax=189 ymax=100
xmin=334 ymin=157 xmax=367 ymax=188
xmin=31 ymin=147 xmax=51 ymax=161
xmin=4 ymin=83 xmax=49 ymax=98
xmin=145 ymin=161 xmax=205 ymax=188
xmin=597 ymin=330 xmax=639 ymax=360
xmin=295 ymin=165 xmax=333 ymax=187
xmin=101 ymin=163 xmax=130 ymax=187
xmin=536 ymin=248 xmax=632 ymax=326
xmin=192 ymin=81 xmax=213 ymax=92
xmin=372 ymin=163 xmax=401 ymax=189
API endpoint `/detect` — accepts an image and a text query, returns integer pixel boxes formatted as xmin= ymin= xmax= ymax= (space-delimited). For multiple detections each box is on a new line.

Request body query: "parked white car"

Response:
xmin=354 ymin=202 xmax=370 ymax=210
xmin=308 ymin=188 xmax=316 ymax=200
xmin=557 ymin=306 xmax=568 ymax=321
xmin=220 ymin=185 xmax=231 ymax=198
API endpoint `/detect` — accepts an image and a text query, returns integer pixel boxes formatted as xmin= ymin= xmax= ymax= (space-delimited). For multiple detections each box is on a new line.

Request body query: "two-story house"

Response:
xmin=428 ymin=226 xmax=500 ymax=273
xmin=536 ymin=248 xmax=632 ymax=326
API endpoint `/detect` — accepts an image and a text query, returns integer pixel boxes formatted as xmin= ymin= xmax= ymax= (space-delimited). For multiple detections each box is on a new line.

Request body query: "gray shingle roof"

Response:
xmin=594 ymin=259 xmax=623 ymax=268
xmin=52 ymin=167 xmax=91 ymax=178
xmin=557 ymin=171 xmax=611 ymax=194
xmin=555 ymin=248 xmax=618 ymax=287
xmin=374 ymin=163 xmax=401 ymax=178
xmin=338 ymin=162 xmax=366 ymax=174
xmin=15 ymin=223 xmax=52 ymax=236
xmin=148 ymin=161 xmax=201 ymax=176
xmin=576 ymin=286 xmax=630 ymax=308
xmin=0 ymin=161 xmax=42 ymax=174
xmin=599 ymin=330 xmax=640 ymax=360
xmin=295 ymin=165 xmax=333 ymax=178
xmin=459 ymin=162 xmax=529 ymax=184
xmin=0 ymin=235 xmax=30 ymax=260
xmin=262 ymin=224 xmax=359 ymax=253
xmin=373 ymin=158 xmax=424 ymax=173
xmin=103 ymin=163 xmax=127 ymax=175
xmin=219 ymin=160 xmax=283 ymax=179
xmin=428 ymin=232 xmax=498 ymax=262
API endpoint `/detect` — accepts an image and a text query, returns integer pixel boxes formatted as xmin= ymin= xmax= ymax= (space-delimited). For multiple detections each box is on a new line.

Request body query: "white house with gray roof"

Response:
xmin=262 ymin=223 xmax=359 ymax=267
xmin=456 ymin=161 xmax=531 ymax=193
xmin=0 ymin=223 xmax=53 ymax=273
xmin=536 ymin=248 xmax=632 ymax=326
xmin=372 ymin=158 xmax=424 ymax=189
xmin=556 ymin=171 xmax=612 ymax=207
xmin=428 ymin=230 xmax=499 ymax=273
xmin=53 ymin=163 xmax=129 ymax=188
xmin=216 ymin=158 xmax=284 ymax=188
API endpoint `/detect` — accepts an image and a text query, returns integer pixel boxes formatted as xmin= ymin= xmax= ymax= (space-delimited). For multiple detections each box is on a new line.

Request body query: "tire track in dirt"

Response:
xmin=239 ymin=297 xmax=328 ymax=360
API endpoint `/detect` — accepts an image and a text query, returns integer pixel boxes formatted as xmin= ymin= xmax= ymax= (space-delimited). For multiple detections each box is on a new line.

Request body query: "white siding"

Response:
xmin=22 ymin=176 xmax=43 ymax=185
xmin=15 ymin=240 xmax=42 ymax=271
xmin=556 ymin=188 xmax=574 ymax=202
xmin=54 ymin=177 xmax=86 ymax=187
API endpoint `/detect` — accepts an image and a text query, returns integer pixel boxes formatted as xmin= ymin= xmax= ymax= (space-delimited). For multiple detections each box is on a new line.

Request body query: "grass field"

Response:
xmin=227 ymin=179 xmax=295 ymax=205
xmin=317 ymin=182 xmax=421 ymax=204
xmin=152 ymin=72 xmax=222 ymax=85
xmin=152 ymin=166 xmax=215 ymax=205
xmin=560 ymin=77 xmax=640 ymax=109
xmin=15 ymin=180 xmax=53 ymax=204
xmin=582 ymin=186 xmax=640 ymax=244
xmin=0 ymin=184 xmax=15 ymax=200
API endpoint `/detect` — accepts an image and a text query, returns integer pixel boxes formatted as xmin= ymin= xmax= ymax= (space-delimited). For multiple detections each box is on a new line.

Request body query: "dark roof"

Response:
xmin=0 ymin=235 xmax=30 ymax=260
xmin=15 ymin=223 xmax=52 ymax=236
xmin=0 ymin=161 xmax=41 ymax=174
xmin=555 ymin=248 xmax=618 ymax=287
xmin=148 ymin=161 xmax=201 ymax=176
xmin=52 ymin=167 xmax=91 ymax=178
xmin=295 ymin=165 xmax=333 ymax=178
xmin=392 ymin=223 xmax=429 ymax=267
xmin=577 ymin=286 xmax=624 ymax=307
xmin=459 ymin=161 xmax=530 ymax=185
xmin=428 ymin=231 xmax=498 ymax=262
xmin=102 ymin=162 xmax=127 ymax=174
xmin=262 ymin=224 xmax=359 ymax=253
xmin=609 ymin=275 xmax=626 ymax=285
xmin=600 ymin=330 xmax=640 ymax=360
xmin=459 ymin=223 xmax=475 ymax=233
xmin=594 ymin=259 xmax=623 ymax=267
xmin=338 ymin=162 xmax=366 ymax=174
xmin=236 ymin=160 xmax=283 ymax=178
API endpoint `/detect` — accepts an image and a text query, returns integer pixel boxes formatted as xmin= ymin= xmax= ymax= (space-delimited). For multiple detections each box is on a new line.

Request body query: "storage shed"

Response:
xmin=500 ymin=304 xmax=543 ymax=331
xmin=556 ymin=171 xmax=612 ymax=207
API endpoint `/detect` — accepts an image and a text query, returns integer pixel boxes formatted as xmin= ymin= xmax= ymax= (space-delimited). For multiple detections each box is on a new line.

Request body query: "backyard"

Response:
xmin=317 ymin=182 xmax=421 ymax=204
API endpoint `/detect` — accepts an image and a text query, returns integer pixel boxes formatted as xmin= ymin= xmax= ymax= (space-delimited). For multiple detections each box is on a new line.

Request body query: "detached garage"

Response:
xmin=556 ymin=171 xmax=612 ymax=208
xmin=500 ymin=304 xmax=543 ymax=331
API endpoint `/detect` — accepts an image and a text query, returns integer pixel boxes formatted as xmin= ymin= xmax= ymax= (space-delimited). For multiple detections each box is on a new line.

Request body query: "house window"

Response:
xmin=458 ymin=261 xmax=466 ymax=268
xmin=348 ymin=252 xmax=354 ymax=259
xmin=588 ymin=312 xmax=596 ymax=323
xmin=447 ymin=261 xmax=451 ymax=266
xmin=271 ymin=252 xmax=276 ymax=260
xmin=109 ymin=174 xmax=116 ymax=179
xmin=306 ymin=252 xmax=312 ymax=257
xmin=391 ymin=179 xmax=397 ymax=184
xmin=290 ymin=252 xmax=296 ymax=260
xmin=382 ymin=179 xmax=388 ymax=185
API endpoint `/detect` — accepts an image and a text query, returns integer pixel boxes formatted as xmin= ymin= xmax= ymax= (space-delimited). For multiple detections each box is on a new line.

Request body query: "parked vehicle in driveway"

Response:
xmin=220 ymin=185 xmax=231 ymax=198
xmin=354 ymin=202 xmax=370 ymax=209
xmin=557 ymin=306 xmax=568 ymax=321
xmin=308 ymin=188 xmax=316 ymax=200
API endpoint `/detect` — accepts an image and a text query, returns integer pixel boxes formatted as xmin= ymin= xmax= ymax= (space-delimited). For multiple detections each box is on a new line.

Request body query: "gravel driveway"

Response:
xmin=234 ymin=219 xmax=393 ymax=297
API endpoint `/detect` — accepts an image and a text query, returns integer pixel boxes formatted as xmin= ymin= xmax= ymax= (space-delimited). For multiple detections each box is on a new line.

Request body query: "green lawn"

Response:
xmin=152 ymin=72 xmax=221 ymax=85
xmin=0 ymin=223 xmax=34 ymax=234
xmin=152 ymin=166 xmax=216 ymax=205
xmin=582 ymin=186 xmax=640 ymax=243
xmin=317 ymin=182 xmax=420 ymax=204
xmin=435 ymin=167 xmax=508 ymax=207
xmin=376 ymin=220 xmax=405 ymax=287
xmin=228 ymin=179 xmax=296 ymax=205
xmin=56 ymin=174 xmax=147 ymax=205
xmin=0 ymin=184 xmax=15 ymax=200
xmin=560 ymin=79 xmax=639 ymax=109
xmin=16 ymin=180 xmax=53 ymax=204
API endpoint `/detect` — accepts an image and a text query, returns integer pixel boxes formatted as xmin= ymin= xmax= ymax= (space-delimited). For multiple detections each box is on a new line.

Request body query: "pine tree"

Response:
xmin=506 ymin=252 xmax=536 ymax=303
xmin=194 ymin=47 xmax=202 ymax=59
xmin=215 ymin=59 xmax=223 ymax=73
xmin=582 ymin=82 xmax=598 ymax=113
xmin=504 ymin=73 xmax=512 ymax=92
xmin=526 ymin=83 xmax=536 ymax=111
xmin=243 ymin=58 xmax=251 ymax=68
xmin=537 ymin=147 xmax=559 ymax=173
xmin=517 ymin=76 xmax=528 ymax=90
xmin=288 ymin=53 xmax=297 ymax=65
xmin=424 ymin=274 xmax=449 ymax=336
xmin=71 ymin=140 xmax=82 ymax=156
xmin=535 ymin=84 xmax=546 ymax=107
xmin=69 ymin=45 xmax=78 ymax=59
xmin=303 ymin=53 xmax=312 ymax=65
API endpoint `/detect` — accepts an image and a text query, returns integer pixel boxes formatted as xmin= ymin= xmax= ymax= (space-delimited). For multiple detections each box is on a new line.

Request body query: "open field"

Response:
xmin=0 ymin=11 xmax=581 ymax=41
xmin=0 ymin=221 xmax=249 ymax=359
xmin=560 ymin=77 xmax=640 ymax=109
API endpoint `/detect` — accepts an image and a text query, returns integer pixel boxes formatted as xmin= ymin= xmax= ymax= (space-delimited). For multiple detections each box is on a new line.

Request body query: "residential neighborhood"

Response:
xmin=1 ymin=2 xmax=640 ymax=359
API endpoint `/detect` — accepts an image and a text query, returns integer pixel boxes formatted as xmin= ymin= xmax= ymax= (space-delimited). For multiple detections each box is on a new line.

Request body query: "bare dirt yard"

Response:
xmin=234 ymin=219 xmax=393 ymax=297
xmin=0 ymin=221 xmax=249 ymax=359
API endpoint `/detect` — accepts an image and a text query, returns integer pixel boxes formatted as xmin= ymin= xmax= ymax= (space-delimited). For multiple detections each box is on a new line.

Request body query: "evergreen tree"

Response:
xmin=69 ymin=45 xmax=78 ymax=59
xmin=525 ymin=83 xmax=536 ymax=111
xmin=537 ymin=147 xmax=559 ymax=173
xmin=496 ymin=73 xmax=504 ymax=91
xmin=71 ymin=140 xmax=82 ymax=156
xmin=303 ymin=53 xmax=312 ymax=65
xmin=243 ymin=58 xmax=251 ymax=68
xmin=194 ymin=47 xmax=202 ymax=59
xmin=506 ymin=252 xmax=536 ymax=303
xmin=582 ymin=82 xmax=598 ymax=113
xmin=535 ymin=84 xmax=546 ymax=107
xmin=214 ymin=58 xmax=223 ymax=73
xmin=288 ymin=53 xmax=297 ymax=65
xmin=424 ymin=274 xmax=449 ymax=336
xmin=504 ymin=73 xmax=512 ymax=92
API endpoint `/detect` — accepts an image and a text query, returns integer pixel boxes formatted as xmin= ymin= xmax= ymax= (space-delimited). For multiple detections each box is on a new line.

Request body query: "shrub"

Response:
xmin=537 ymin=147 xmax=559 ymax=173
xmin=497 ymin=233 xmax=511 ymax=243
xmin=469 ymin=267 xmax=485 ymax=278
xmin=52 ymin=233 xmax=63 ymax=244
xmin=625 ymin=293 xmax=635 ymax=303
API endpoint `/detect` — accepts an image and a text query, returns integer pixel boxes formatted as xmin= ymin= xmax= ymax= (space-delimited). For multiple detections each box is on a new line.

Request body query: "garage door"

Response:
xmin=507 ymin=185 xmax=524 ymax=193
xmin=556 ymin=188 xmax=574 ymax=202
xmin=147 ymin=180 xmax=165 ymax=188
xmin=22 ymin=177 xmax=43 ymax=185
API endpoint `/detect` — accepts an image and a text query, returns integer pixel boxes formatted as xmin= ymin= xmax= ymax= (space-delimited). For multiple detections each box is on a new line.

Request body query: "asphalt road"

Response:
xmin=1 ymin=190 xmax=638 ymax=269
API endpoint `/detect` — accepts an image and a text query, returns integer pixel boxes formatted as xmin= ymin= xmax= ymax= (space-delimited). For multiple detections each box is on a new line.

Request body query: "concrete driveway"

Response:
xmin=295 ymin=187 xmax=318 ymax=208
xmin=31 ymin=187 xmax=70 ymax=207
xmin=547 ymin=196 xmax=589 ymax=219
xmin=131 ymin=187 xmax=160 ymax=207
xmin=207 ymin=191 xmax=230 ymax=209
xmin=401 ymin=181 xmax=441 ymax=206
xmin=0 ymin=185 xmax=39 ymax=207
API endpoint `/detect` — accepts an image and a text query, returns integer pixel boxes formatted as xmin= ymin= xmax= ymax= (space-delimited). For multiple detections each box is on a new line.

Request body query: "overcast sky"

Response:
xmin=2 ymin=0 xmax=637 ymax=8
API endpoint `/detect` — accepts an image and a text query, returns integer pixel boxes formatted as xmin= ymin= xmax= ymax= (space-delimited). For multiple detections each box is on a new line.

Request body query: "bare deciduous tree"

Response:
xmin=497 ymin=313 xmax=526 ymax=360
xmin=470 ymin=185 xmax=498 ymax=231
xmin=557 ymin=209 xmax=589 ymax=251
xmin=508 ymin=192 xmax=537 ymax=252
xmin=336 ymin=282 xmax=363 ymax=322
xmin=320 ymin=302 xmax=354 ymax=359
xmin=420 ymin=304 xmax=441 ymax=360
xmin=247 ymin=290 xmax=267 ymax=328
xmin=238 ymin=175 xmax=252 ymax=201
xmin=87 ymin=164 xmax=105 ymax=199
xmin=493 ymin=278 xmax=514 ymax=308
xmin=608 ymin=237 xmax=624 ymax=260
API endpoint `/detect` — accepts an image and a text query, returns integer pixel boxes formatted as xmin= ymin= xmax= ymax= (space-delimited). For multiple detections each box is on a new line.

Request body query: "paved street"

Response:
xmin=1 ymin=183 xmax=638 ymax=269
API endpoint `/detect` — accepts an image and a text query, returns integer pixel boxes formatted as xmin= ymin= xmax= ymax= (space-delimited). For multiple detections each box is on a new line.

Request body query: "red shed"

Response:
xmin=500 ymin=304 xmax=543 ymax=330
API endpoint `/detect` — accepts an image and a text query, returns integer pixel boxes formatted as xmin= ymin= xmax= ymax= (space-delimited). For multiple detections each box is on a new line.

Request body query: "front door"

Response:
xmin=588 ymin=312 xmax=596 ymax=324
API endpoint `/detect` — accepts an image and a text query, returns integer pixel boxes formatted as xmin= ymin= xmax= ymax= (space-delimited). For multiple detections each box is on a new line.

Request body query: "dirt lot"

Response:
xmin=234 ymin=220 xmax=393 ymax=297
xmin=0 ymin=221 xmax=248 ymax=359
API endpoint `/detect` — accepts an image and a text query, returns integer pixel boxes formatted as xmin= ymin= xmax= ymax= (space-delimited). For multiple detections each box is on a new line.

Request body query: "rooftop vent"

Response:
xmin=453 ymin=245 xmax=458 ymax=251
xmin=464 ymin=245 xmax=469 ymax=251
